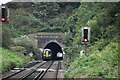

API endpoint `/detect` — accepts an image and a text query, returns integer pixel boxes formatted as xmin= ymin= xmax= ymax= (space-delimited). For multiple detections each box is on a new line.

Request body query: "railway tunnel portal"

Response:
xmin=35 ymin=33 xmax=66 ymax=49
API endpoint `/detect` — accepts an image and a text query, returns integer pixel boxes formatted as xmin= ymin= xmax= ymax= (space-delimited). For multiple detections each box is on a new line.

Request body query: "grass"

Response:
xmin=64 ymin=42 xmax=118 ymax=78
xmin=0 ymin=48 xmax=31 ymax=73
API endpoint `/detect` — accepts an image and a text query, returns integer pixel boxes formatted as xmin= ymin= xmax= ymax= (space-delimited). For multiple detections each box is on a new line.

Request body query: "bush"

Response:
xmin=13 ymin=35 xmax=35 ymax=54
xmin=2 ymin=24 xmax=13 ymax=49
xmin=64 ymin=45 xmax=81 ymax=67
xmin=9 ymin=46 xmax=27 ymax=54
xmin=32 ymin=48 xmax=41 ymax=60
xmin=88 ymin=39 xmax=110 ymax=54
xmin=65 ymin=42 xmax=118 ymax=78
xmin=0 ymin=48 xmax=30 ymax=73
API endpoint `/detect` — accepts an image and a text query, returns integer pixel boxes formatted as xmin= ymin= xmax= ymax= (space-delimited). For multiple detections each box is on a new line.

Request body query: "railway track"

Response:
xmin=2 ymin=61 xmax=61 ymax=80
xmin=41 ymin=61 xmax=60 ymax=79
xmin=2 ymin=61 xmax=41 ymax=80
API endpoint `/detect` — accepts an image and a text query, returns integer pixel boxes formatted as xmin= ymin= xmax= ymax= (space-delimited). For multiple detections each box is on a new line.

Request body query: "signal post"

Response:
xmin=81 ymin=27 xmax=90 ymax=55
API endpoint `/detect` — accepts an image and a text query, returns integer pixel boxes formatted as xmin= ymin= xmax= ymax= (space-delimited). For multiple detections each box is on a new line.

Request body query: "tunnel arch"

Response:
xmin=44 ymin=40 xmax=59 ymax=47
xmin=44 ymin=42 xmax=63 ymax=60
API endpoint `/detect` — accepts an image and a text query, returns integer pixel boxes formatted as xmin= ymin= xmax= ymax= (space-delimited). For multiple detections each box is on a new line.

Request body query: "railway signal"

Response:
xmin=1 ymin=5 xmax=8 ymax=23
xmin=81 ymin=27 xmax=90 ymax=44
xmin=81 ymin=27 xmax=90 ymax=56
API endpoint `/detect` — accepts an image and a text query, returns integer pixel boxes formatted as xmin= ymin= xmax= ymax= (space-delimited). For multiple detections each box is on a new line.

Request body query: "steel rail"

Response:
xmin=17 ymin=61 xmax=48 ymax=80
xmin=54 ymin=61 xmax=60 ymax=80
xmin=2 ymin=69 xmax=25 ymax=80
xmin=32 ymin=71 xmax=44 ymax=80
xmin=36 ymin=61 xmax=54 ymax=80
xmin=2 ymin=61 xmax=41 ymax=80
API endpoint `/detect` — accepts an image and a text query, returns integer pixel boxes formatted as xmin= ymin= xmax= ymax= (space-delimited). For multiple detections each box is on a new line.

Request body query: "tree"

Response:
xmin=2 ymin=24 xmax=13 ymax=48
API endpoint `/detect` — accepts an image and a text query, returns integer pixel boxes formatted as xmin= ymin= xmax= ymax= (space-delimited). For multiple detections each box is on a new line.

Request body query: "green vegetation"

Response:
xmin=13 ymin=35 xmax=35 ymax=53
xmin=1 ymin=3 xmax=79 ymax=72
xmin=63 ymin=2 xmax=119 ymax=78
xmin=1 ymin=23 xmax=40 ymax=72
xmin=65 ymin=42 xmax=118 ymax=78
xmin=2 ymin=24 xmax=13 ymax=49
xmin=5 ymin=2 xmax=80 ymax=37
xmin=1 ymin=2 xmax=119 ymax=78
xmin=0 ymin=48 xmax=30 ymax=73
xmin=10 ymin=46 xmax=27 ymax=54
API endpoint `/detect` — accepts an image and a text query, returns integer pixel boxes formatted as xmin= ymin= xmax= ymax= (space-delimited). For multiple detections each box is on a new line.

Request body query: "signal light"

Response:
xmin=84 ymin=39 xmax=88 ymax=42
xmin=81 ymin=27 xmax=90 ymax=44
xmin=2 ymin=18 xmax=5 ymax=22
xmin=1 ymin=6 xmax=8 ymax=23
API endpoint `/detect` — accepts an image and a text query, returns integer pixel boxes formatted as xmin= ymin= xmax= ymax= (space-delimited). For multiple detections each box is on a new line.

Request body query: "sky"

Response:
xmin=0 ymin=0 xmax=12 ymax=5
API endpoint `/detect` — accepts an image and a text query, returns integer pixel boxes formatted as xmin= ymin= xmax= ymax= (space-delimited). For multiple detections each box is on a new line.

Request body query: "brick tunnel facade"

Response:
xmin=35 ymin=33 xmax=65 ymax=48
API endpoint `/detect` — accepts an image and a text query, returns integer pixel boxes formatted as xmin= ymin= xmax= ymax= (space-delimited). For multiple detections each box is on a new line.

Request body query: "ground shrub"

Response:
xmin=65 ymin=42 xmax=118 ymax=78
xmin=0 ymin=48 xmax=30 ymax=73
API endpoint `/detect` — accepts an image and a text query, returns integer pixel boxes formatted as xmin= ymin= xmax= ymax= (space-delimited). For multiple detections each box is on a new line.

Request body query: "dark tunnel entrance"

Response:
xmin=44 ymin=42 xmax=63 ymax=60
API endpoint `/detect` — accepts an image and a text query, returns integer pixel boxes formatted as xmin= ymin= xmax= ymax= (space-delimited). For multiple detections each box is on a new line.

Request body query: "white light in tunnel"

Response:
xmin=57 ymin=52 xmax=63 ymax=57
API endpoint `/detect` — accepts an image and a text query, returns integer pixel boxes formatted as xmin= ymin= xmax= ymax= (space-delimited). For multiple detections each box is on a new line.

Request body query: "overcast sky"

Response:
xmin=0 ymin=0 xmax=12 ymax=5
